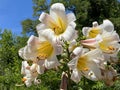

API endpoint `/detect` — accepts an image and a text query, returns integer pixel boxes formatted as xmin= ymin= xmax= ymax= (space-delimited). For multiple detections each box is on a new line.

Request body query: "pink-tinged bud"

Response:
xmin=81 ymin=39 xmax=96 ymax=43
xmin=60 ymin=72 xmax=68 ymax=90
xmin=80 ymin=39 xmax=97 ymax=49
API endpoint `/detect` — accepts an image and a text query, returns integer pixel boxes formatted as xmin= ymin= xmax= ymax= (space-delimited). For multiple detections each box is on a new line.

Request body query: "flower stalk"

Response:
xmin=18 ymin=2 xmax=120 ymax=89
xmin=60 ymin=40 xmax=72 ymax=90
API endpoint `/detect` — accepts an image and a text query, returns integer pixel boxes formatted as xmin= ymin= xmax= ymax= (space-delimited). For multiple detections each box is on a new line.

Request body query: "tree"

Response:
xmin=0 ymin=30 xmax=15 ymax=65
xmin=0 ymin=29 xmax=28 ymax=89
xmin=21 ymin=0 xmax=120 ymax=35
xmin=21 ymin=19 xmax=38 ymax=36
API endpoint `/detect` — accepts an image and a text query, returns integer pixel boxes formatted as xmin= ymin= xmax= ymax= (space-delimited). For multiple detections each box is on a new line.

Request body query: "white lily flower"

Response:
xmin=99 ymin=31 xmax=120 ymax=53
xmin=19 ymin=35 xmax=61 ymax=72
xmin=82 ymin=20 xmax=114 ymax=38
xmin=81 ymin=31 xmax=120 ymax=54
xmin=68 ymin=48 xmax=104 ymax=83
xmin=21 ymin=61 xmax=40 ymax=87
xmin=36 ymin=3 xmax=76 ymax=41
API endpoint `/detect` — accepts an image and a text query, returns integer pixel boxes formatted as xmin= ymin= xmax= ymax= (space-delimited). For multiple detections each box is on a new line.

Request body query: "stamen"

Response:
xmin=38 ymin=54 xmax=48 ymax=60
xmin=83 ymin=67 xmax=89 ymax=71
xmin=108 ymin=46 xmax=115 ymax=51
xmin=77 ymin=56 xmax=88 ymax=71
xmin=37 ymin=41 xmax=54 ymax=60
xmin=22 ymin=77 xmax=27 ymax=82
xmin=53 ymin=26 xmax=64 ymax=35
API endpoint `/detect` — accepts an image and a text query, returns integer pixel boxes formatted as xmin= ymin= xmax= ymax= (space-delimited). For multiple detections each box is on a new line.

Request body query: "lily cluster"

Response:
xmin=18 ymin=3 xmax=120 ymax=87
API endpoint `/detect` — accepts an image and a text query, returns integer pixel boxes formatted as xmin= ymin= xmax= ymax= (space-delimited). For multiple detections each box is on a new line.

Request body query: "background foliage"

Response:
xmin=0 ymin=0 xmax=120 ymax=90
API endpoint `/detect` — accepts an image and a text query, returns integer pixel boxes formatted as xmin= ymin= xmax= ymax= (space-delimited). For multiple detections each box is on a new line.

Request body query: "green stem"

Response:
xmin=67 ymin=68 xmax=71 ymax=90
xmin=83 ymin=77 xmax=86 ymax=86
xmin=66 ymin=48 xmax=71 ymax=90
xmin=60 ymin=40 xmax=72 ymax=90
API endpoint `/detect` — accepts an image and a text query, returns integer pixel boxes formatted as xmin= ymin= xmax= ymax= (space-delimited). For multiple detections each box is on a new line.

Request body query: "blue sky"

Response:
xmin=0 ymin=0 xmax=120 ymax=35
xmin=0 ymin=0 xmax=33 ymax=35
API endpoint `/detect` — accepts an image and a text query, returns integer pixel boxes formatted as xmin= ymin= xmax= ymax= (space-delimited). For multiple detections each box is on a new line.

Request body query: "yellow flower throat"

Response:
xmin=37 ymin=41 xmax=54 ymax=60
xmin=50 ymin=16 xmax=66 ymax=35
xmin=88 ymin=28 xmax=100 ymax=38
xmin=77 ymin=56 xmax=89 ymax=71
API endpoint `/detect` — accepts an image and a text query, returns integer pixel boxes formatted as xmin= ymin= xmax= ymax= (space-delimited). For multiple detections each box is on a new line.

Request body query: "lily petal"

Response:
xmin=86 ymin=49 xmax=104 ymax=60
xmin=87 ymin=60 xmax=102 ymax=80
xmin=21 ymin=61 xmax=29 ymax=75
xmin=50 ymin=3 xmax=67 ymax=24
xmin=44 ymin=55 xmax=60 ymax=69
xmin=71 ymin=69 xmax=81 ymax=83
xmin=61 ymin=22 xmax=76 ymax=41
xmin=68 ymin=57 xmax=78 ymax=70
xmin=39 ymin=12 xmax=56 ymax=29
xmin=36 ymin=65 xmax=45 ymax=74
xmin=27 ymin=35 xmax=40 ymax=46
xmin=102 ymin=19 xmax=114 ymax=32
xmin=36 ymin=23 xmax=48 ymax=32
xmin=19 ymin=48 xmax=25 ymax=60
xmin=67 ymin=13 xmax=76 ymax=23
xmin=82 ymin=27 xmax=91 ymax=36
xmin=25 ymin=80 xmax=32 ymax=87
xmin=37 ymin=29 xmax=54 ymax=42
xmin=73 ymin=46 xmax=83 ymax=56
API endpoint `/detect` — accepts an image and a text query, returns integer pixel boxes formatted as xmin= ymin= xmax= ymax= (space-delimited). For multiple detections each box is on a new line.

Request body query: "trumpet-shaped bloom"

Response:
xmin=21 ymin=61 xmax=40 ymax=87
xmin=19 ymin=35 xmax=62 ymax=73
xmin=81 ymin=31 xmax=120 ymax=54
xmin=99 ymin=31 xmax=120 ymax=53
xmin=81 ymin=30 xmax=120 ymax=63
xmin=82 ymin=20 xmax=114 ymax=38
xmin=68 ymin=48 xmax=104 ymax=83
xmin=36 ymin=3 xmax=76 ymax=41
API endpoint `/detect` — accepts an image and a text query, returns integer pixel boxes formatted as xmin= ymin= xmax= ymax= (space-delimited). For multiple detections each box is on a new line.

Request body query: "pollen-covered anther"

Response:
xmin=38 ymin=54 xmax=48 ymax=60
xmin=83 ymin=67 xmax=89 ymax=71
xmin=22 ymin=77 xmax=27 ymax=82
xmin=108 ymin=46 xmax=115 ymax=51
xmin=53 ymin=26 xmax=63 ymax=35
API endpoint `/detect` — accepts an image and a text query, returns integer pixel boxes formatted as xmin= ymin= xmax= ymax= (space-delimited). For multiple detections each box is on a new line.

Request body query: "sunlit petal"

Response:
xmin=27 ymin=35 xmax=39 ymax=46
xmin=39 ymin=12 xmax=57 ymax=30
xmin=67 ymin=13 xmax=76 ymax=23
xmin=36 ymin=23 xmax=47 ymax=32
xmin=82 ymin=27 xmax=91 ymax=36
xmin=21 ymin=61 xmax=29 ymax=75
xmin=86 ymin=61 xmax=102 ymax=80
xmin=36 ymin=65 xmax=45 ymax=74
xmin=102 ymin=19 xmax=114 ymax=32
xmin=71 ymin=69 xmax=81 ymax=83
xmin=44 ymin=55 xmax=60 ymax=69
xmin=61 ymin=22 xmax=76 ymax=41
xmin=37 ymin=3 xmax=76 ymax=41
xmin=68 ymin=57 xmax=78 ymax=70
xmin=82 ymin=20 xmax=114 ymax=38
xmin=50 ymin=3 xmax=67 ymax=24
xmin=25 ymin=80 xmax=32 ymax=87
xmin=72 ymin=46 xmax=83 ymax=56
